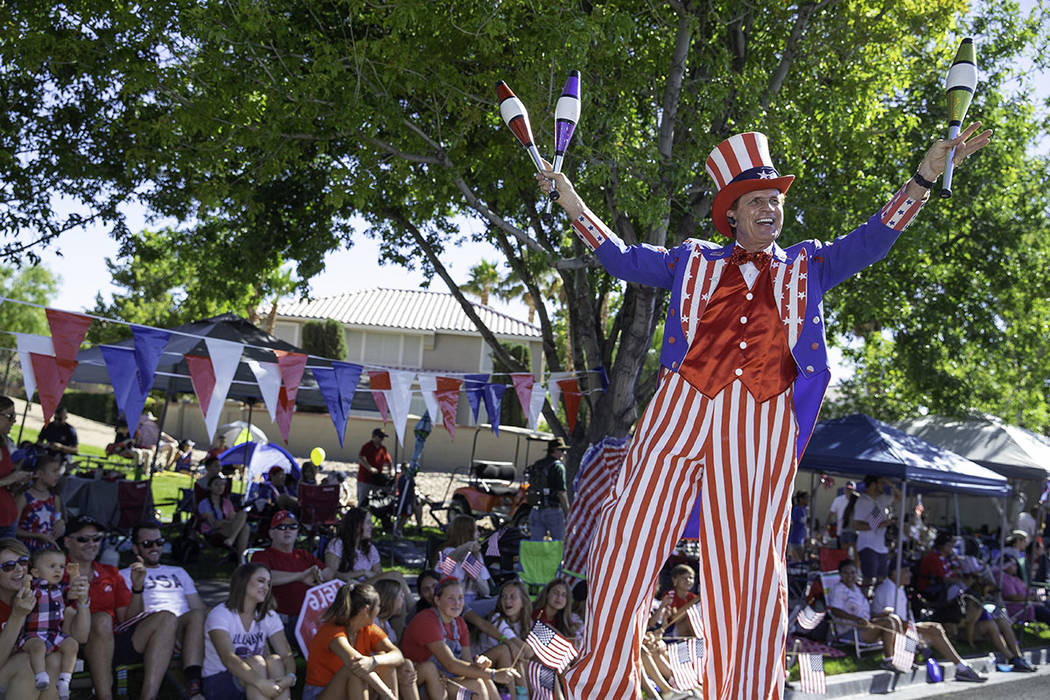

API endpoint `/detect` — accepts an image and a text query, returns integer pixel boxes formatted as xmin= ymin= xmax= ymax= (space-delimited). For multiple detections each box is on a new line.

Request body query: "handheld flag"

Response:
xmin=461 ymin=553 xmax=484 ymax=581
xmin=797 ymin=605 xmax=826 ymax=631
xmin=798 ymin=653 xmax=826 ymax=694
xmin=941 ymin=38 xmax=978 ymax=198
xmin=436 ymin=555 xmax=457 ymax=577
xmin=892 ymin=632 xmax=917 ymax=671
xmin=526 ymin=621 xmax=578 ymax=672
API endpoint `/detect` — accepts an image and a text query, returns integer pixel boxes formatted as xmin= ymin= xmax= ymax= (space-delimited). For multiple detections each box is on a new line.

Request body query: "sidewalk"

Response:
xmin=787 ymin=646 xmax=1050 ymax=698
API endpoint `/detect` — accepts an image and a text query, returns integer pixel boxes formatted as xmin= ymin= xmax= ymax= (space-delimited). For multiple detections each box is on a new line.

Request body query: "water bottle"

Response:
xmin=926 ymin=657 xmax=943 ymax=682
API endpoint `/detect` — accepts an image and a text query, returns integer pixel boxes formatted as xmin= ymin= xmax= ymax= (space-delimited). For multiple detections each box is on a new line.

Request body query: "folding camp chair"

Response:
xmin=299 ymin=483 xmax=342 ymax=545
xmin=818 ymin=570 xmax=883 ymax=659
xmin=519 ymin=540 xmax=564 ymax=593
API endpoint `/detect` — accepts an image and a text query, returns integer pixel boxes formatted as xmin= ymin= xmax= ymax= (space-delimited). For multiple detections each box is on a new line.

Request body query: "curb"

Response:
xmin=786 ymin=646 xmax=1050 ymax=698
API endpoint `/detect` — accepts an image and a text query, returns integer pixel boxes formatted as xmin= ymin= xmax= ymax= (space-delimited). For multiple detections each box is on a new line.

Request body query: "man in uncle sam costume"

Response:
xmin=537 ymin=122 xmax=990 ymax=699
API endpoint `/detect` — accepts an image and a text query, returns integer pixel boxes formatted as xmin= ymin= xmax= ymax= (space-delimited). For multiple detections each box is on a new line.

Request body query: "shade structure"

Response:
xmin=70 ymin=313 xmax=377 ymax=411
xmin=896 ymin=415 xmax=1050 ymax=481
xmin=799 ymin=414 xmax=1009 ymax=497
xmin=218 ymin=441 xmax=299 ymax=484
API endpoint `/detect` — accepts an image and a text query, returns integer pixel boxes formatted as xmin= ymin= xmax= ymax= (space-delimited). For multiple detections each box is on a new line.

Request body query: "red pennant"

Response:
xmin=435 ymin=376 xmax=463 ymax=438
xmin=274 ymin=352 xmax=308 ymax=443
xmin=557 ymin=378 xmax=582 ymax=433
xmin=45 ymin=308 xmax=92 ymax=362
xmin=29 ymin=353 xmax=77 ymax=424
xmin=184 ymin=354 xmax=216 ymax=417
xmin=368 ymin=371 xmax=391 ymax=423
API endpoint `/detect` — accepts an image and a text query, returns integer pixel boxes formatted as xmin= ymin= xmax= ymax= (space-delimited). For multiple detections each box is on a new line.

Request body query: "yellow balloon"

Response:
xmin=310 ymin=447 xmax=326 ymax=465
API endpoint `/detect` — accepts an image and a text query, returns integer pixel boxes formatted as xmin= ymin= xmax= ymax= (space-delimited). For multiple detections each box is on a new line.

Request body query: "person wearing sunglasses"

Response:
xmin=250 ymin=511 xmax=335 ymax=638
xmin=0 ymin=396 xmax=33 ymax=539
xmin=116 ymin=521 xmax=207 ymax=700
xmin=63 ymin=515 xmax=144 ymax=700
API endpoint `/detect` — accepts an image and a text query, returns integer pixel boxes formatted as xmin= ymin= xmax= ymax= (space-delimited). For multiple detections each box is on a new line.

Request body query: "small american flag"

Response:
xmin=892 ymin=632 xmax=917 ymax=671
xmin=462 ymin=553 xmax=484 ymax=581
xmin=867 ymin=507 xmax=887 ymax=531
xmin=684 ymin=603 xmax=704 ymax=638
xmin=798 ymin=653 xmax=826 ymax=694
xmin=797 ymin=605 xmax=826 ymax=631
xmin=526 ymin=621 xmax=578 ymax=673
xmin=436 ymin=555 xmax=457 ymax=577
xmin=667 ymin=639 xmax=703 ymax=690
xmin=527 ymin=661 xmax=556 ymax=700
xmin=448 ymin=680 xmax=472 ymax=700
xmin=485 ymin=529 xmax=502 ymax=557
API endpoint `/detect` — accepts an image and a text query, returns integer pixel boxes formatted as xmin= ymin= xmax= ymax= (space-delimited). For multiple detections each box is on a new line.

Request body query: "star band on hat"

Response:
xmin=705 ymin=132 xmax=794 ymax=237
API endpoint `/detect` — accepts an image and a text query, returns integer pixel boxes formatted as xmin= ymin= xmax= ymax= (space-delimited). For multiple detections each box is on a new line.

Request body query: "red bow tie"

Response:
xmin=728 ymin=247 xmax=771 ymax=268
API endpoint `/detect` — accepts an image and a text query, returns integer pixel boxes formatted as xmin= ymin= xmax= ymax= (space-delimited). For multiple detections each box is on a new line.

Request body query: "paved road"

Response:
xmin=843 ymin=663 xmax=1050 ymax=699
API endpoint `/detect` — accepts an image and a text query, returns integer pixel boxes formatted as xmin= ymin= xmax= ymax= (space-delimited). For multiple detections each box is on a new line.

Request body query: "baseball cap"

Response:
xmin=372 ymin=428 xmax=388 ymax=438
xmin=270 ymin=510 xmax=298 ymax=530
xmin=66 ymin=515 xmax=106 ymax=535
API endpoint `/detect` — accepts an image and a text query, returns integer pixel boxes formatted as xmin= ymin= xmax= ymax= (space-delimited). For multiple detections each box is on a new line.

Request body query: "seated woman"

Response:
xmin=197 ymin=474 xmax=250 ymax=557
xmin=825 ymin=559 xmax=898 ymax=669
xmin=374 ymin=579 xmax=420 ymax=695
xmin=401 ymin=578 xmax=518 ymax=700
xmin=435 ymin=516 xmax=491 ymax=607
xmin=1001 ymin=556 xmax=1050 ymax=623
xmin=531 ymin=579 xmax=580 ymax=643
xmin=202 ymin=563 xmax=296 ymax=700
xmin=303 ymin=583 xmax=412 ymax=700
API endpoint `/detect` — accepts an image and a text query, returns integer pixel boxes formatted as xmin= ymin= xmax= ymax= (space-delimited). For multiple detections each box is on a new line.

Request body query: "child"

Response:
xmin=19 ymin=549 xmax=83 ymax=699
xmin=15 ymin=454 xmax=65 ymax=553
xmin=648 ymin=564 xmax=698 ymax=637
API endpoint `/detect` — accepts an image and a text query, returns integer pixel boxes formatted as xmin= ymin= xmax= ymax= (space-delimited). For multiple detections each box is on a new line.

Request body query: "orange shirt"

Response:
xmin=305 ymin=622 xmax=388 ymax=688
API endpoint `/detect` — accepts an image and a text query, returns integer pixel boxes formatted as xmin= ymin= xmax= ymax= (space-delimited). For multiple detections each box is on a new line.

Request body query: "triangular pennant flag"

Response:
xmin=590 ymin=365 xmax=609 ymax=392
xmin=547 ymin=371 xmax=574 ymax=412
xmin=417 ymin=374 xmax=440 ymax=430
xmin=527 ymin=383 xmax=547 ymax=431
xmin=387 ymin=370 xmax=415 ymax=446
xmin=557 ymin=378 xmax=582 ymax=433
xmin=246 ymin=359 xmax=282 ymax=422
xmin=369 ymin=371 xmax=391 ymax=423
xmin=464 ymin=374 xmax=489 ymax=423
xmin=333 ymin=362 xmax=363 ymax=432
xmin=274 ymin=351 xmax=308 ymax=444
xmin=511 ymin=373 xmax=534 ymax=418
xmin=44 ymin=308 xmax=92 ymax=362
xmin=100 ymin=345 xmax=149 ymax=434
xmin=312 ymin=367 xmax=348 ymax=447
xmin=29 ymin=353 xmax=77 ymax=424
xmin=436 ymin=376 xmax=462 ymax=438
xmin=184 ymin=354 xmax=217 ymax=415
xmin=130 ymin=325 xmax=170 ymax=395
xmin=482 ymin=382 xmax=507 ymax=435
xmin=13 ymin=333 xmax=54 ymax=402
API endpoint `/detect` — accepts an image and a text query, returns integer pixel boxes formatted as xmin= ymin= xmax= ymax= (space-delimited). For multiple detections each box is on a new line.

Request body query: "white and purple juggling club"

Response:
xmin=497 ymin=80 xmax=545 ymax=173
xmin=546 ymin=70 xmax=581 ymax=212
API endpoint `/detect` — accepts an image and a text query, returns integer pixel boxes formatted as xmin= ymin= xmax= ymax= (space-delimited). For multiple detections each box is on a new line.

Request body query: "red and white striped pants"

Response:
xmin=564 ymin=374 xmax=799 ymax=700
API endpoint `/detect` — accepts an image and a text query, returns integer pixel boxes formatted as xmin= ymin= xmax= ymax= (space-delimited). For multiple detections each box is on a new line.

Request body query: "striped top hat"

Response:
xmin=705 ymin=132 xmax=794 ymax=237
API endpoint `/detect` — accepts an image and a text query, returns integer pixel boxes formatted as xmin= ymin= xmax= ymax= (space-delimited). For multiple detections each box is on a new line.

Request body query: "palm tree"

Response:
xmin=463 ymin=260 xmax=500 ymax=306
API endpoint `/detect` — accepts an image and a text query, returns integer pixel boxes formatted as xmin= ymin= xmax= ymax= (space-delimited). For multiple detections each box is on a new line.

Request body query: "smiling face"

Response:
xmin=500 ymin=584 xmax=523 ymax=619
xmin=246 ymin=568 xmax=271 ymax=605
xmin=65 ymin=526 xmax=103 ymax=565
xmin=0 ymin=403 xmax=16 ymax=438
xmin=0 ymin=548 xmax=29 ymax=594
xmin=434 ymin=582 xmax=465 ymax=620
xmin=134 ymin=526 xmax=164 ymax=567
xmin=840 ymin=564 xmax=859 ymax=588
xmin=727 ymin=188 xmax=785 ymax=251
xmin=547 ymin=582 xmax=568 ymax=612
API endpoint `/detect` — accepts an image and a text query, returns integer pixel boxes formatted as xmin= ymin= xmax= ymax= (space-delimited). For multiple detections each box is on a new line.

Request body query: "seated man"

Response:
xmin=825 ymin=559 xmax=898 ymax=669
xmin=249 ymin=466 xmax=299 ymax=517
xmin=872 ymin=561 xmax=987 ymax=682
xmin=63 ymin=516 xmax=171 ymax=700
xmin=36 ymin=405 xmax=78 ymax=466
xmin=119 ymin=522 xmax=208 ymax=700
xmin=916 ymin=532 xmax=970 ymax=626
xmin=250 ymin=511 xmax=335 ymax=633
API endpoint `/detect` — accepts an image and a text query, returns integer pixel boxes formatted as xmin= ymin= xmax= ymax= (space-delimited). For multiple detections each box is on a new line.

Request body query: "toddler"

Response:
xmin=15 ymin=455 xmax=65 ymax=553
xmin=19 ymin=549 xmax=82 ymax=699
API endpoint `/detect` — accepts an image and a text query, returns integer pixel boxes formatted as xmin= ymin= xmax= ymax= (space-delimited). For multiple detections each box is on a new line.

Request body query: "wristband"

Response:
xmin=912 ymin=171 xmax=936 ymax=189
xmin=499 ymin=634 xmax=509 ymax=643
xmin=132 ymin=588 xmax=143 ymax=594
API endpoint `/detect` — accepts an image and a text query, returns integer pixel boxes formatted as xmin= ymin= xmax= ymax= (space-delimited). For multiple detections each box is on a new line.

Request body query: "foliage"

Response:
xmin=0 ymin=263 xmax=58 ymax=393
xmin=463 ymin=260 xmax=500 ymax=307
xmin=3 ymin=0 xmax=1049 ymax=454
xmin=300 ymin=318 xmax=349 ymax=359
xmin=86 ymin=228 xmax=297 ymax=344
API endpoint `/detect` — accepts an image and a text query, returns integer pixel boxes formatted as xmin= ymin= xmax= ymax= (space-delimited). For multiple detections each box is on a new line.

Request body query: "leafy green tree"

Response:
xmin=300 ymin=318 xmax=349 ymax=359
xmin=0 ymin=263 xmax=58 ymax=392
xmin=463 ymin=260 xmax=500 ymax=307
xmin=3 ymin=0 xmax=1049 ymax=458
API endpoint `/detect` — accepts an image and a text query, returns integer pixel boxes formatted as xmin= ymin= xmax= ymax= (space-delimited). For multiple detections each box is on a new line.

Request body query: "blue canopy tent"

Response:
xmin=219 ymin=441 xmax=300 ymax=485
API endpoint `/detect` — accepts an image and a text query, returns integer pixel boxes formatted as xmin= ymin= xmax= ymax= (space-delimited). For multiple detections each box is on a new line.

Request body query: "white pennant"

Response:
xmin=387 ymin=370 xmax=416 ymax=446
xmin=528 ymin=384 xmax=547 ymax=431
xmin=202 ymin=338 xmax=243 ymax=441
xmin=246 ymin=359 xmax=282 ymax=422
xmin=416 ymin=374 xmax=440 ymax=427
xmin=547 ymin=371 xmax=574 ymax=412
xmin=13 ymin=333 xmax=55 ymax=403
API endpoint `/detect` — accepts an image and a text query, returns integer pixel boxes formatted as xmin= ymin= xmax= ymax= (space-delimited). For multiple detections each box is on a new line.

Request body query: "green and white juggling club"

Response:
xmin=941 ymin=38 xmax=978 ymax=199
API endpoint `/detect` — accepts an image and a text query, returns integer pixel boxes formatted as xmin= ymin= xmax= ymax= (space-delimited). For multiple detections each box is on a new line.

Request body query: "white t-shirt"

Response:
xmin=324 ymin=539 xmax=381 ymax=580
xmin=202 ymin=604 xmax=283 ymax=678
xmin=439 ymin=546 xmax=491 ymax=603
xmin=853 ymin=493 xmax=892 ymax=553
xmin=871 ymin=579 xmax=911 ymax=622
xmin=826 ymin=582 xmax=870 ymax=629
xmin=828 ymin=494 xmax=851 ymax=533
xmin=120 ymin=564 xmax=197 ymax=617
xmin=478 ymin=614 xmax=524 ymax=652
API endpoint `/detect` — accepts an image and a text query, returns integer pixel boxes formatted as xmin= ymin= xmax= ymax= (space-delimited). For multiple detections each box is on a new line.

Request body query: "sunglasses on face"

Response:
xmin=74 ymin=534 xmax=105 ymax=544
xmin=0 ymin=556 xmax=29 ymax=572
xmin=137 ymin=538 xmax=165 ymax=548
xmin=0 ymin=413 xmax=15 ymax=421
xmin=273 ymin=524 xmax=298 ymax=531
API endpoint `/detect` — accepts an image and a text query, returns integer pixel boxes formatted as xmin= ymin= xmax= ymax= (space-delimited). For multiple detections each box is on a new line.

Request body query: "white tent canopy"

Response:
xmin=896 ymin=415 xmax=1050 ymax=481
